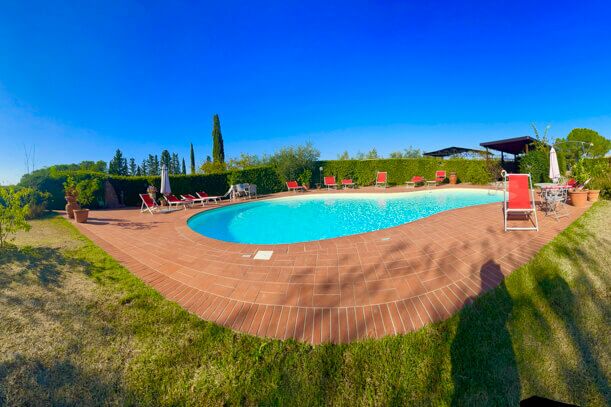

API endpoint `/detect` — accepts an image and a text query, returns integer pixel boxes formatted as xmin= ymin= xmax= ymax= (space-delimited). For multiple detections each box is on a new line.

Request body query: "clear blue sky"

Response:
xmin=1 ymin=1 xmax=610 ymax=184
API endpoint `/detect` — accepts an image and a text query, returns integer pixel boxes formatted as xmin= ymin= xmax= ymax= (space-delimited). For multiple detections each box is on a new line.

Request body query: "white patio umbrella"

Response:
xmin=549 ymin=146 xmax=561 ymax=183
xmin=160 ymin=164 xmax=171 ymax=195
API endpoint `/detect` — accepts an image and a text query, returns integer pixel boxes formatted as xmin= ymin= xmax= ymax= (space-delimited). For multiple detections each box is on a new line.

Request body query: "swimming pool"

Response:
xmin=187 ymin=189 xmax=503 ymax=244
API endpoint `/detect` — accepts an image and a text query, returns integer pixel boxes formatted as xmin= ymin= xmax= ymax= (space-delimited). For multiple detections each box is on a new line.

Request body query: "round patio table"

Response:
xmin=535 ymin=183 xmax=570 ymax=217
xmin=534 ymin=183 xmax=555 ymax=188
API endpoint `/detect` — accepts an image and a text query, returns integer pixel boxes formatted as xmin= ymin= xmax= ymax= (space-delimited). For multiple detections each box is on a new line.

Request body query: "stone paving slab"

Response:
xmin=71 ymin=186 xmax=589 ymax=344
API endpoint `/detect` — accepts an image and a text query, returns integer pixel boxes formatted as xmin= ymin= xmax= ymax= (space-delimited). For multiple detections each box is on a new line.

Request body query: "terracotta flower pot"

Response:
xmin=73 ymin=209 xmax=89 ymax=223
xmin=568 ymin=190 xmax=589 ymax=207
xmin=65 ymin=195 xmax=80 ymax=219
xmin=587 ymin=190 xmax=600 ymax=202
xmin=449 ymin=173 xmax=457 ymax=185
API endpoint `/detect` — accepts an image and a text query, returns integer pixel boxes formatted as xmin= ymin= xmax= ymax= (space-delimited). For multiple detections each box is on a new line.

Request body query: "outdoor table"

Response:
xmin=536 ymin=184 xmax=570 ymax=218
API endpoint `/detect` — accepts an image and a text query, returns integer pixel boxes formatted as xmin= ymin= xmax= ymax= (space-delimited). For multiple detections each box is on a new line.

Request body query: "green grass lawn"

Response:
xmin=1 ymin=203 xmax=610 ymax=406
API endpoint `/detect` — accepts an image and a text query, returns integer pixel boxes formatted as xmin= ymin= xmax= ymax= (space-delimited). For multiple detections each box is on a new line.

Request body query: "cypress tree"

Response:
xmin=153 ymin=155 xmax=160 ymax=175
xmin=141 ymin=159 xmax=148 ymax=175
xmin=128 ymin=158 xmax=137 ymax=176
xmin=109 ymin=149 xmax=128 ymax=175
xmin=190 ymin=143 xmax=196 ymax=174
xmin=161 ymin=150 xmax=171 ymax=171
xmin=182 ymin=158 xmax=187 ymax=175
xmin=211 ymin=114 xmax=225 ymax=163
xmin=171 ymin=153 xmax=180 ymax=174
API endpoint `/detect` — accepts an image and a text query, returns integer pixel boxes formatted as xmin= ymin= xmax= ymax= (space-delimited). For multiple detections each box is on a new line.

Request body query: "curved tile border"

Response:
xmin=72 ymin=186 xmax=588 ymax=344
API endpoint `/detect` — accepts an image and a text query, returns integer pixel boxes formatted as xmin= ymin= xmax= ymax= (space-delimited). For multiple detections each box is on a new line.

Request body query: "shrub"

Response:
xmin=314 ymin=158 xmax=498 ymax=186
xmin=268 ymin=142 xmax=319 ymax=182
xmin=75 ymin=178 xmax=101 ymax=207
xmin=297 ymin=169 xmax=313 ymax=187
xmin=30 ymin=166 xmax=284 ymax=210
xmin=589 ymin=173 xmax=611 ymax=198
xmin=0 ymin=187 xmax=32 ymax=247
xmin=519 ymin=150 xmax=549 ymax=183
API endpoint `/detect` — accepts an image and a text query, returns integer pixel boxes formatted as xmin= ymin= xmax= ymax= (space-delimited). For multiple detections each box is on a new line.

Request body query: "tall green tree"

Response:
xmin=171 ymin=153 xmax=180 ymax=174
xmin=190 ymin=143 xmax=196 ymax=174
xmin=212 ymin=114 xmax=225 ymax=163
xmin=556 ymin=128 xmax=611 ymax=165
xmin=141 ymin=159 xmax=148 ymax=175
xmin=160 ymin=150 xmax=172 ymax=171
xmin=153 ymin=155 xmax=159 ymax=175
xmin=182 ymin=158 xmax=187 ymax=175
xmin=108 ymin=149 xmax=128 ymax=175
xmin=337 ymin=151 xmax=350 ymax=160
xmin=146 ymin=155 xmax=160 ymax=175
xmin=128 ymin=158 xmax=137 ymax=176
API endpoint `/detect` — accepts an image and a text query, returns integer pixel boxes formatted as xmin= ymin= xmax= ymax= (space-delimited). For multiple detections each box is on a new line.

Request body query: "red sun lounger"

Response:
xmin=196 ymin=191 xmax=222 ymax=203
xmin=139 ymin=193 xmax=159 ymax=214
xmin=324 ymin=176 xmax=338 ymax=189
xmin=165 ymin=194 xmax=191 ymax=210
xmin=375 ymin=171 xmax=388 ymax=188
xmin=503 ymin=172 xmax=539 ymax=231
xmin=286 ymin=180 xmax=306 ymax=192
xmin=341 ymin=179 xmax=356 ymax=188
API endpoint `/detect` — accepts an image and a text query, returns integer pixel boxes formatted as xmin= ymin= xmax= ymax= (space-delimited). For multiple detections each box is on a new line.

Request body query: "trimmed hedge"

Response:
xmin=34 ymin=166 xmax=283 ymax=210
xmin=314 ymin=158 xmax=500 ymax=186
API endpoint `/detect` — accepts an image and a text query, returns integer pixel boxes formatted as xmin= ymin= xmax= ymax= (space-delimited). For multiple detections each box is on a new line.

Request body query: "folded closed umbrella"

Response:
xmin=160 ymin=164 xmax=171 ymax=195
xmin=549 ymin=147 xmax=560 ymax=183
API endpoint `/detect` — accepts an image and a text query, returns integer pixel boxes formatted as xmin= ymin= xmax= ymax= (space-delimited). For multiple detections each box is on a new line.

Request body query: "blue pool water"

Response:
xmin=187 ymin=189 xmax=503 ymax=244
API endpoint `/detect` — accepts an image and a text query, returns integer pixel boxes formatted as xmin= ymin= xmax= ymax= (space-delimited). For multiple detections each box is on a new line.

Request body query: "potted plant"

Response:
xmin=147 ymin=185 xmax=157 ymax=201
xmin=568 ymin=159 xmax=589 ymax=207
xmin=72 ymin=178 xmax=100 ymax=223
xmin=298 ymin=168 xmax=313 ymax=189
xmin=587 ymin=177 xmax=603 ymax=202
xmin=63 ymin=176 xmax=80 ymax=219
xmin=584 ymin=160 xmax=607 ymax=202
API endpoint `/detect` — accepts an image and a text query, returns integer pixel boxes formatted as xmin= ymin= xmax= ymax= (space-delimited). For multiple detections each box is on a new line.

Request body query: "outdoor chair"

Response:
xmin=405 ymin=175 xmax=425 ymax=189
xmin=435 ymin=170 xmax=446 ymax=184
xmin=324 ymin=176 xmax=338 ymax=189
xmin=181 ymin=193 xmax=207 ymax=206
xmin=196 ymin=191 xmax=221 ymax=204
xmin=247 ymin=184 xmax=257 ymax=199
xmin=286 ymin=180 xmax=306 ymax=192
xmin=375 ymin=171 xmax=388 ymax=188
xmin=341 ymin=179 xmax=356 ymax=189
xmin=139 ymin=194 xmax=159 ymax=214
xmin=540 ymin=187 xmax=569 ymax=220
xmin=165 ymin=194 xmax=191 ymax=210
xmin=502 ymin=171 xmax=539 ymax=231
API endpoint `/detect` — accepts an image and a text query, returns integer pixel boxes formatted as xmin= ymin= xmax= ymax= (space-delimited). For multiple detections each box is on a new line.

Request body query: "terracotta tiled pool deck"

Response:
xmin=72 ymin=186 xmax=589 ymax=344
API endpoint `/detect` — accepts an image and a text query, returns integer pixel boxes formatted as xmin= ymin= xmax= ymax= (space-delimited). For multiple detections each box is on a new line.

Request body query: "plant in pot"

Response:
xmin=568 ymin=159 xmax=589 ymax=207
xmin=147 ymin=185 xmax=157 ymax=201
xmin=63 ymin=176 xmax=80 ymax=219
xmin=297 ymin=168 xmax=312 ymax=189
xmin=583 ymin=159 xmax=607 ymax=202
xmin=72 ymin=178 xmax=100 ymax=223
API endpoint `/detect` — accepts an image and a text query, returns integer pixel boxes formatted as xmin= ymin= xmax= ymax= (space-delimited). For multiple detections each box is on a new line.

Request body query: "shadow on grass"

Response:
xmin=0 ymin=245 xmax=90 ymax=288
xmin=0 ymin=354 xmax=126 ymax=405
xmin=537 ymin=273 xmax=611 ymax=405
xmin=450 ymin=261 xmax=520 ymax=406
